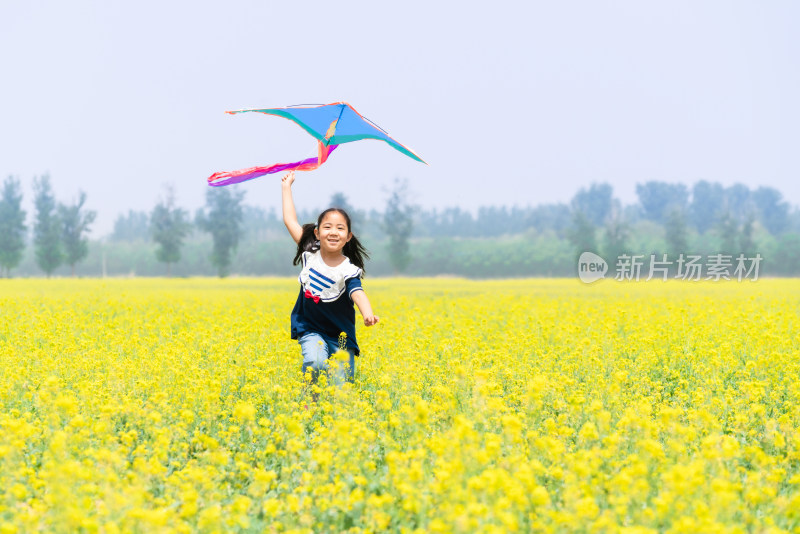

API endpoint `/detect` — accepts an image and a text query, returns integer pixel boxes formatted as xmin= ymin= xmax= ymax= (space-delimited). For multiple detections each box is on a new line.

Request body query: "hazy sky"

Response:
xmin=2 ymin=1 xmax=799 ymax=236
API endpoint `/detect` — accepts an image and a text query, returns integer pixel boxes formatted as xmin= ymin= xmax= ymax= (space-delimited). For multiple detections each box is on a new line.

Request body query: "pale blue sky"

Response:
xmin=2 ymin=1 xmax=798 ymax=236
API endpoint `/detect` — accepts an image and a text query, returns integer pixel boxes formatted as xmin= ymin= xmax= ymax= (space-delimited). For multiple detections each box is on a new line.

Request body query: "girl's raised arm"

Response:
xmin=281 ymin=172 xmax=303 ymax=244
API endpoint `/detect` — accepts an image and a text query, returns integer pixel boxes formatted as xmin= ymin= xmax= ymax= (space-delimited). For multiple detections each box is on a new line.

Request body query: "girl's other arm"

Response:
xmin=281 ymin=171 xmax=303 ymax=244
xmin=352 ymin=291 xmax=379 ymax=326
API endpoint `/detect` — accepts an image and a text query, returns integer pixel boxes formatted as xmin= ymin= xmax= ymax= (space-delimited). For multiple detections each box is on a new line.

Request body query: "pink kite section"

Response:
xmin=208 ymin=142 xmax=338 ymax=187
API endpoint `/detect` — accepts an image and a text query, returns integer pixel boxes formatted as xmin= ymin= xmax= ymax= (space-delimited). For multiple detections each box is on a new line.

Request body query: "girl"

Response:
xmin=281 ymin=171 xmax=379 ymax=385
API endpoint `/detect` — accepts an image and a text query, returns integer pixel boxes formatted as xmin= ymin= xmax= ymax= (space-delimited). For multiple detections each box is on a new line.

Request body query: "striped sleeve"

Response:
xmin=346 ymin=276 xmax=363 ymax=298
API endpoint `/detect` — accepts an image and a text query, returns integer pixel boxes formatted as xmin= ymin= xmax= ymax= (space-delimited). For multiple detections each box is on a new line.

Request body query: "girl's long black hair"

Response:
xmin=293 ymin=208 xmax=370 ymax=275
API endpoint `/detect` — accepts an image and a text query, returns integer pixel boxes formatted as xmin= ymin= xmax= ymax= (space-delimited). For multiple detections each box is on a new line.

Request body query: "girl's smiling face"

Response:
xmin=315 ymin=211 xmax=352 ymax=253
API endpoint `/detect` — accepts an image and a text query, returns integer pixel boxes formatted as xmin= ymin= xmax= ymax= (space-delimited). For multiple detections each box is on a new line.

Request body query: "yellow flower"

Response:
xmin=232 ymin=401 xmax=256 ymax=423
xmin=0 ymin=277 xmax=796 ymax=532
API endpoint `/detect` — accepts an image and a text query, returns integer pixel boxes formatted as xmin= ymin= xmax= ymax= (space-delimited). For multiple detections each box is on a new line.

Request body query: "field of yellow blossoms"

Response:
xmin=1 ymin=277 xmax=799 ymax=533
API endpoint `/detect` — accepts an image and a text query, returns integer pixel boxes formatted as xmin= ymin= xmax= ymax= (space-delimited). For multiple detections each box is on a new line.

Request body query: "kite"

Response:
xmin=207 ymin=102 xmax=425 ymax=187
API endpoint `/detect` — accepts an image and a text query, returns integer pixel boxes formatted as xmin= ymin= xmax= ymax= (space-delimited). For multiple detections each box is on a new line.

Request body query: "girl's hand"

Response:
xmin=281 ymin=171 xmax=295 ymax=187
xmin=352 ymin=291 xmax=378 ymax=326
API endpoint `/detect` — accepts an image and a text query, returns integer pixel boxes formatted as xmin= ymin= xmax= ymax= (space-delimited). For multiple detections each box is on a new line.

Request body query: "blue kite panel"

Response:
xmin=269 ymin=104 xmax=345 ymax=139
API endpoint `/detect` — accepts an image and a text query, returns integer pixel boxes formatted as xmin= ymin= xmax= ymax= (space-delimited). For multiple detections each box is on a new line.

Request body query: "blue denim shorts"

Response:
xmin=298 ymin=332 xmax=355 ymax=384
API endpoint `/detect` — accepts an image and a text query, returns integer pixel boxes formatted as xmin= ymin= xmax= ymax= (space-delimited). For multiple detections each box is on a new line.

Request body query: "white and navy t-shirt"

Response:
xmin=290 ymin=251 xmax=364 ymax=354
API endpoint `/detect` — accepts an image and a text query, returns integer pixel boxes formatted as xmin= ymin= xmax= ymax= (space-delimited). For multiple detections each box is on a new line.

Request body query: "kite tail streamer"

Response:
xmin=208 ymin=142 xmax=338 ymax=187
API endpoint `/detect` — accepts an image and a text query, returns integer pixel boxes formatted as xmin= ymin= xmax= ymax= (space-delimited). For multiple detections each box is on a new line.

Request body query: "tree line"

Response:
xmin=0 ymin=175 xmax=96 ymax=277
xmin=0 ymin=176 xmax=252 ymax=278
xmin=0 ymin=175 xmax=416 ymax=277
xmin=562 ymin=181 xmax=798 ymax=274
xmin=2 ymin=176 xmax=799 ymax=277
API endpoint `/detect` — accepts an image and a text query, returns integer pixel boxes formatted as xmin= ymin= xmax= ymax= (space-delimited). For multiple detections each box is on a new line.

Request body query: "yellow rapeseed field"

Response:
xmin=0 ymin=278 xmax=799 ymax=533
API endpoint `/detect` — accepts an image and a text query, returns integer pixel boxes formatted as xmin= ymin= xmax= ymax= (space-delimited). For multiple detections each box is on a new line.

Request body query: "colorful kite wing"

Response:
xmin=206 ymin=143 xmax=338 ymax=187
xmin=208 ymin=102 xmax=424 ymax=187
xmin=326 ymin=104 xmax=424 ymax=163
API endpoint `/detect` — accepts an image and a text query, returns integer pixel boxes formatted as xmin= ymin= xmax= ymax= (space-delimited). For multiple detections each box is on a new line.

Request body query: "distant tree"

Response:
xmin=739 ymin=211 xmax=756 ymax=254
xmin=690 ymin=181 xmax=724 ymax=234
xmin=60 ymin=191 xmax=97 ymax=277
xmin=383 ymin=178 xmax=414 ymax=273
xmin=622 ymin=204 xmax=643 ymax=224
xmin=420 ymin=207 xmax=475 ymax=238
xmin=476 ymin=206 xmax=501 ymax=237
xmin=413 ymin=203 xmax=571 ymax=239
xmin=0 ymin=177 xmax=27 ymax=277
xmin=715 ymin=211 xmax=739 ymax=254
xmin=151 ymin=187 xmax=190 ymax=276
xmin=723 ymin=183 xmax=752 ymax=222
xmin=527 ymin=203 xmax=571 ymax=237
xmin=508 ymin=206 xmax=529 ymax=236
xmin=664 ymin=208 xmax=688 ymax=254
xmin=413 ymin=208 xmax=437 ymax=238
xmin=476 ymin=206 xmax=516 ymax=237
xmin=571 ymin=183 xmax=613 ymax=226
xmin=111 ymin=210 xmax=150 ymax=241
xmin=329 ymin=192 xmax=364 ymax=231
xmin=447 ymin=207 xmax=475 ymax=237
xmin=773 ymin=233 xmax=800 ymax=275
xmin=789 ymin=208 xmax=800 ymax=233
xmin=636 ymin=181 xmax=689 ymax=224
xmin=197 ymin=187 xmax=245 ymax=277
xmin=751 ymin=186 xmax=789 ymax=235
xmin=33 ymin=175 xmax=63 ymax=277
xmin=241 ymin=205 xmax=282 ymax=241
xmin=601 ymin=204 xmax=630 ymax=264
xmin=477 ymin=205 xmax=537 ymax=237
xmin=567 ymin=210 xmax=598 ymax=257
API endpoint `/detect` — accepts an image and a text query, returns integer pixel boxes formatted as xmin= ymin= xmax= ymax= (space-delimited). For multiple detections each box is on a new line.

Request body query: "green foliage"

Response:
xmin=601 ymin=207 xmax=630 ymax=264
xmin=197 ymin=187 xmax=245 ymax=277
xmin=739 ymin=212 xmax=756 ymax=255
xmin=527 ymin=204 xmax=571 ymax=238
xmin=7 ymin=176 xmax=800 ymax=278
xmin=751 ymin=186 xmax=789 ymax=235
xmin=383 ymin=178 xmax=414 ymax=273
xmin=111 ymin=210 xmax=150 ymax=241
xmin=571 ymin=183 xmax=613 ymax=226
xmin=151 ymin=188 xmax=190 ymax=276
xmin=413 ymin=204 xmax=571 ymax=239
xmin=398 ymin=234 xmax=573 ymax=277
xmin=0 ymin=176 xmax=27 ymax=277
xmin=7 ymin=226 xmax=800 ymax=278
xmin=415 ymin=207 xmax=473 ymax=237
xmin=772 ymin=234 xmax=800 ymax=275
xmin=664 ymin=208 xmax=688 ymax=254
xmin=690 ymin=181 xmax=724 ymax=234
xmin=636 ymin=181 xmax=689 ymax=224
xmin=715 ymin=211 xmax=739 ymax=254
xmin=714 ymin=210 xmax=758 ymax=256
xmin=567 ymin=210 xmax=597 ymax=258
xmin=60 ymin=191 xmax=97 ymax=276
xmin=33 ymin=175 xmax=62 ymax=277
xmin=723 ymin=183 xmax=752 ymax=222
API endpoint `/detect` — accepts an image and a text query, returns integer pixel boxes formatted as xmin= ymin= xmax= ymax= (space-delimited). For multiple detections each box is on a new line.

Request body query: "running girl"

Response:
xmin=281 ymin=171 xmax=379 ymax=384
